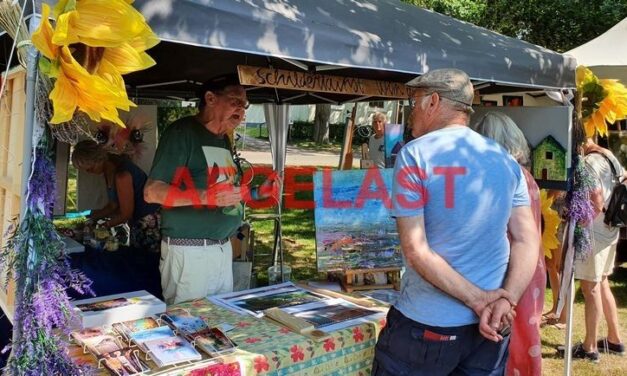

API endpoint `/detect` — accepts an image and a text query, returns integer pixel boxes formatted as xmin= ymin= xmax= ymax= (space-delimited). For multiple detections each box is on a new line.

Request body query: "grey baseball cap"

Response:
xmin=407 ymin=68 xmax=474 ymax=111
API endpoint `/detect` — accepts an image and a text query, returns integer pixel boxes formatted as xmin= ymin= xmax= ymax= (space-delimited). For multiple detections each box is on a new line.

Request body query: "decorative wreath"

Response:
xmin=94 ymin=114 xmax=151 ymax=157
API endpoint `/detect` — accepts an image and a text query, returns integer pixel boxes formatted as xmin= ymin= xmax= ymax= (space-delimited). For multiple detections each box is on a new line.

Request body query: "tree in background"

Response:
xmin=313 ymin=104 xmax=331 ymax=144
xmin=403 ymin=0 xmax=627 ymax=52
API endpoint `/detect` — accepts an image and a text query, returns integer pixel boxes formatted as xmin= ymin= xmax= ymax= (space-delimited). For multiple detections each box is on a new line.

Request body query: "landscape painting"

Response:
xmin=313 ymin=169 xmax=402 ymax=271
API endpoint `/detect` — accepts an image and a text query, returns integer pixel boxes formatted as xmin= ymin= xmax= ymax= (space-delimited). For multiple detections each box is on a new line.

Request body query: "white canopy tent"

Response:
xmin=566 ymin=17 xmax=627 ymax=82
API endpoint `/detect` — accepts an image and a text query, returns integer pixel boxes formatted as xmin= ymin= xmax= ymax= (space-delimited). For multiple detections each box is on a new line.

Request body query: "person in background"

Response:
xmin=542 ymin=189 xmax=567 ymax=329
xmin=144 ymin=74 xmax=279 ymax=304
xmin=372 ymin=68 xmax=539 ymax=375
xmin=72 ymin=140 xmax=161 ymax=252
xmin=568 ymin=137 xmax=625 ymax=362
xmin=475 ymin=111 xmax=545 ymax=376
xmin=367 ymin=112 xmax=386 ymax=168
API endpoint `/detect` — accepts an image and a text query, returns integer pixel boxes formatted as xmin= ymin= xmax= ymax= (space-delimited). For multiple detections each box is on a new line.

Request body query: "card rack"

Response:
xmin=95 ymin=348 xmax=143 ymax=371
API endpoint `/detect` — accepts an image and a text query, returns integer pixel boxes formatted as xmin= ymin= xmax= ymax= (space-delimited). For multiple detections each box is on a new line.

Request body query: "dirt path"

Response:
xmin=237 ymin=135 xmax=361 ymax=167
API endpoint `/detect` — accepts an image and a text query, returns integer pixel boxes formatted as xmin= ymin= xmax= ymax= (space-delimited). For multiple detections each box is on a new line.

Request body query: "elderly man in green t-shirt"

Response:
xmin=145 ymin=74 xmax=278 ymax=304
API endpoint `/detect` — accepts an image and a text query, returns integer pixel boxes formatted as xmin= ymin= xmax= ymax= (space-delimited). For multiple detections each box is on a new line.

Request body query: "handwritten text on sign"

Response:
xmin=237 ymin=65 xmax=413 ymax=99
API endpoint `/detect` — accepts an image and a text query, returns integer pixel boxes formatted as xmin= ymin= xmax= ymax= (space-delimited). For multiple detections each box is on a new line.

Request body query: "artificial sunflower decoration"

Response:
xmin=31 ymin=0 xmax=159 ymax=126
xmin=577 ymin=65 xmax=627 ymax=138
xmin=540 ymin=189 xmax=561 ymax=258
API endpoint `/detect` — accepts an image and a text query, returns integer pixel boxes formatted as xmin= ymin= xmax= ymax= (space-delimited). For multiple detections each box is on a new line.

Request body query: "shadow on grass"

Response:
xmin=609 ymin=264 xmax=627 ymax=308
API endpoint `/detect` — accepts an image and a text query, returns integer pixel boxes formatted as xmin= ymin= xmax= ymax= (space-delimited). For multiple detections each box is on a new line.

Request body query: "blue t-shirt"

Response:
xmin=392 ymin=126 xmax=529 ymax=327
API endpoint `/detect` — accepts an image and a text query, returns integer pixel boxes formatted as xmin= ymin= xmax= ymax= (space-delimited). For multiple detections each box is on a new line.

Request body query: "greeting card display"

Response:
xmin=189 ymin=327 xmax=237 ymax=357
xmin=129 ymin=326 xmax=175 ymax=349
xmin=71 ymin=327 xmax=105 ymax=346
xmin=98 ymin=347 xmax=149 ymax=376
xmin=113 ymin=317 xmax=160 ymax=338
xmin=71 ymin=291 xmax=166 ymax=328
xmin=82 ymin=334 xmax=123 ymax=355
xmin=161 ymin=308 xmax=208 ymax=334
xmin=142 ymin=336 xmax=202 ymax=367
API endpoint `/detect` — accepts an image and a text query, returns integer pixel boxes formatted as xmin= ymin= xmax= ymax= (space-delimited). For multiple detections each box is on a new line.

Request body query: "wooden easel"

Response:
xmin=340 ymin=267 xmax=402 ymax=293
xmin=339 ymin=105 xmax=358 ymax=170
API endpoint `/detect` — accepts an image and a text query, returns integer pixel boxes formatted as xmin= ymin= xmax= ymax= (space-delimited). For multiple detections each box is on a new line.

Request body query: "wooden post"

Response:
xmin=339 ymin=105 xmax=357 ymax=170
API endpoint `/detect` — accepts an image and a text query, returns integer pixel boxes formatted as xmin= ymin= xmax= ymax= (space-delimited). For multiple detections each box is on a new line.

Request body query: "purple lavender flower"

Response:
xmin=1 ymin=143 xmax=93 ymax=375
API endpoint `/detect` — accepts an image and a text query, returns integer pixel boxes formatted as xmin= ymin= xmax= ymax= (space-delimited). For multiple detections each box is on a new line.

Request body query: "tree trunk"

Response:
xmin=313 ymin=104 xmax=331 ymax=144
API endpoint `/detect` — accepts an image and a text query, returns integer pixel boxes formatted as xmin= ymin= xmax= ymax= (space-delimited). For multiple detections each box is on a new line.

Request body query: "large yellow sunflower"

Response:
xmin=31 ymin=1 xmax=158 ymax=126
xmin=540 ymin=190 xmax=561 ymax=258
xmin=577 ymin=65 xmax=627 ymax=138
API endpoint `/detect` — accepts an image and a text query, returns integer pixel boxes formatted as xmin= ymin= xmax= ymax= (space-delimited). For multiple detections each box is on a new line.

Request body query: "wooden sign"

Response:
xmin=237 ymin=65 xmax=412 ymax=99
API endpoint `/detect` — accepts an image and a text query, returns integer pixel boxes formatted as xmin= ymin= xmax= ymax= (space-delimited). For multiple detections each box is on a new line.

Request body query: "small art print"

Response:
xmin=293 ymin=304 xmax=378 ymax=328
xmin=231 ymin=289 xmax=323 ymax=314
xmin=76 ymin=297 xmax=131 ymax=312
xmin=384 ymin=123 xmax=405 ymax=168
xmin=129 ymin=326 xmax=175 ymax=345
xmin=190 ymin=327 xmax=237 ymax=356
xmin=162 ymin=309 xmax=207 ymax=334
xmin=142 ymin=336 xmax=201 ymax=366
xmin=71 ymin=327 xmax=105 ymax=346
xmin=503 ymin=95 xmax=523 ymax=107
xmin=83 ymin=335 xmax=122 ymax=355
xmin=98 ymin=347 xmax=149 ymax=376
xmin=116 ymin=317 xmax=160 ymax=335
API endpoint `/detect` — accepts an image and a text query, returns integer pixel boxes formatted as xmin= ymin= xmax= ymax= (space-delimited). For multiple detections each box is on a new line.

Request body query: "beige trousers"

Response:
xmin=159 ymin=239 xmax=233 ymax=305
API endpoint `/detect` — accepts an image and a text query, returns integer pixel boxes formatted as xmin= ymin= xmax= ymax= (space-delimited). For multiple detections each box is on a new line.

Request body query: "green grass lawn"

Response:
xmin=541 ymin=267 xmax=627 ymax=375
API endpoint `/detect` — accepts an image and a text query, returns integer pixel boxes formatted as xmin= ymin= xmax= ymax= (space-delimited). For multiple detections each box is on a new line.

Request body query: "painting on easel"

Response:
xmin=313 ymin=169 xmax=403 ymax=272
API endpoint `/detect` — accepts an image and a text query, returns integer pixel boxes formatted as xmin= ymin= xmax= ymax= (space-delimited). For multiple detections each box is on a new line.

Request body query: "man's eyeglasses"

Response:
xmin=226 ymin=96 xmax=250 ymax=110
xmin=408 ymin=92 xmax=433 ymax=110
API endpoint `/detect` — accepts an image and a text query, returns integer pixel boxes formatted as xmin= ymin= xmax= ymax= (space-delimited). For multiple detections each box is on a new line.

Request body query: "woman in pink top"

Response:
xmin=475 ymin=112 xmax=545 ymax=376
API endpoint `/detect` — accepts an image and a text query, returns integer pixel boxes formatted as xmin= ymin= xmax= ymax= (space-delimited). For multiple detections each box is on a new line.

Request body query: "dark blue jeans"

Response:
xmin=372 ymin=307 xmax=510 ymax=376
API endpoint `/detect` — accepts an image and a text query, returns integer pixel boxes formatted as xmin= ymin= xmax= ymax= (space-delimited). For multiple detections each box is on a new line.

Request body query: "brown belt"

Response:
xmin=165 ymin=237 xmax=229 ymax=246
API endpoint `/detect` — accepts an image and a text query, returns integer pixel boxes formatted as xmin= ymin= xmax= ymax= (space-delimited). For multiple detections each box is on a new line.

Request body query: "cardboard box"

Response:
xmin=71 ymin=291 xmax=166 ymax=328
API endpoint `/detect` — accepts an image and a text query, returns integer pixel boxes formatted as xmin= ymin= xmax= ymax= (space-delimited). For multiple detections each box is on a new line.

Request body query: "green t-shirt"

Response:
xmin=149 ymin=116 xmax=243 ymax=239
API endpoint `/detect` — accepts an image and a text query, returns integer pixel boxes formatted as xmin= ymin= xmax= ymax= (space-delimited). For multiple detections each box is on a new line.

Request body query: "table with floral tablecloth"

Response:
xmin=70 ymin=298 xmax=388 ymax=376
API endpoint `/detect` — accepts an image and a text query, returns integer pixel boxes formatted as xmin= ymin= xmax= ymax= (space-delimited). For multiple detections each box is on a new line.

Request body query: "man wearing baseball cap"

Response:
xmin=372 ymin=69 xmax=539 ymax=375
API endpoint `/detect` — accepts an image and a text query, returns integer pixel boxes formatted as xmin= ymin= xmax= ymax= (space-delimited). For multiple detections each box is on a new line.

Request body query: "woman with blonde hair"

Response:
xmin=475 ymin=111 xmax=545 ymax=376
xmin=72 ymin=140 xmax=161 ymax=252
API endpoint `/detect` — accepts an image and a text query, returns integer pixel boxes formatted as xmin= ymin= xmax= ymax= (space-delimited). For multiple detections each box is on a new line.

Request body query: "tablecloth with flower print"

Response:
xmin=178 ymin=299 xmax=387 ymax=375
xmin=69 ymin=298 xmax=387 ymax=375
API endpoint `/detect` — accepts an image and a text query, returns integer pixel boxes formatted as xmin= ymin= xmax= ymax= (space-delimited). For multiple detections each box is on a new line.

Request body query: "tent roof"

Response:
xmin=2 ymin=0 xmax=576 ymax=103
xmin=566 ymin=17 xmax=627 ymax=82
xmin=566 ymin=18 xmax=627 ymax=68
